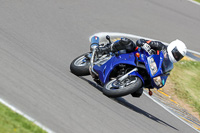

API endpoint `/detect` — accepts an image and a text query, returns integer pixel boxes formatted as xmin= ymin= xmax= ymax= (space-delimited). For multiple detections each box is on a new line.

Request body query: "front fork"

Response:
xmin=89 ymin=49 xmax=98 ymax=78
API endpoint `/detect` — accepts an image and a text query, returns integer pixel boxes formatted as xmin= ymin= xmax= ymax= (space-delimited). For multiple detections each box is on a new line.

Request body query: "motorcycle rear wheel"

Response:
xmin=70 ymin=53 xmax=90 ymax=76
xmin=103 ymin=76 xmax=142 ymax=98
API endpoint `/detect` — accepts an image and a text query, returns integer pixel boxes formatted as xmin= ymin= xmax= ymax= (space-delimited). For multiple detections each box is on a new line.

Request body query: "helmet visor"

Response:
xmin=171 ymin=47 xmax=184 ymax=62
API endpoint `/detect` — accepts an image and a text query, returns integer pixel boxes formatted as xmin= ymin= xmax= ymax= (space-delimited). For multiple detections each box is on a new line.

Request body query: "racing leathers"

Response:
xmin=136 ymin=39 xmax=167 ymax=51
xmin=97 ymin=38 xmax=167 ymax=55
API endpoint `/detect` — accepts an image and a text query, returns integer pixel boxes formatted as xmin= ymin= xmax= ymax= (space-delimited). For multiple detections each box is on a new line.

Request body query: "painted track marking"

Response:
xmin=188 ymin=0 xmax=200 ymax=6
xmin=0 ymin=98 xmax=54 ymax=133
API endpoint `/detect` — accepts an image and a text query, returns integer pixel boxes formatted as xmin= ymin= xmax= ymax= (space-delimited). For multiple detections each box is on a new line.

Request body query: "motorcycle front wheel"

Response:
xmin=102 ymin=76 xmax=142 ymax=98
xmin=70 ymin=53 xmax=90 ymax=76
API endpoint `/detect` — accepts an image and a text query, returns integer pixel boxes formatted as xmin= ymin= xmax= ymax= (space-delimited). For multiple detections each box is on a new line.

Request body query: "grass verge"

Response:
xmin=0 ymin=102 xmax=47 ymax=133
xmin=168 ymin=60 xmax=200 ymax=115
xmin=194 ymin=0 xmax=200 ymax=3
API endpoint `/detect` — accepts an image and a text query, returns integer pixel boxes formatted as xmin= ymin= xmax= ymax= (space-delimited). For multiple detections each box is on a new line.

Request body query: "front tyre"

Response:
xmin=102 ymin=76 xmax=142 ymax=98
xmin=70 ymin=53 xmax=90 ymax=76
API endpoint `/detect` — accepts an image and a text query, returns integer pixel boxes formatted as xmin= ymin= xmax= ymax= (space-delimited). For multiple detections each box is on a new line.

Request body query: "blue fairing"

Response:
xmin=93 ymin=46 xmax=171 ymax=89
xmin=147 ymin=53 xmax=164 ymax=77
xmin=93 ymin=53 xmax=137 ymax=84
xmin=146 ymin=52 xmax=171 ymax=89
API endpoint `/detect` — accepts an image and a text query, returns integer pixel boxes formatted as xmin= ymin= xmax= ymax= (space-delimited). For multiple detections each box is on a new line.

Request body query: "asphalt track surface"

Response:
xmin=0 ymin=0 xmax=200 ymax=133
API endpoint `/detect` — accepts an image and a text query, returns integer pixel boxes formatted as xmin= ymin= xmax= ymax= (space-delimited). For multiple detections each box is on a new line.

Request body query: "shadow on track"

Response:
xmin=80 ymin=77 xmax=178 ymax=131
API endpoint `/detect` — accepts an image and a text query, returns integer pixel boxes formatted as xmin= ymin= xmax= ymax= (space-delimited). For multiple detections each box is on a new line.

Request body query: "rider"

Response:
xmin=97 ymin=37 xmax=187 ymax=64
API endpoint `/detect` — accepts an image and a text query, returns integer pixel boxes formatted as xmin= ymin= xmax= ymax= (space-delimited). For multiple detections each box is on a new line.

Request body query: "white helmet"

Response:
xmin=167 ymin=39 xmax=187 ymax=63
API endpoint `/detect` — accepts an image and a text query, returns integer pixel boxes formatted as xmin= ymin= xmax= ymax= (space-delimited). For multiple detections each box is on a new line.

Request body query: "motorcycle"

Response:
xmin=70 ymin=35 xmax=173 ymax=98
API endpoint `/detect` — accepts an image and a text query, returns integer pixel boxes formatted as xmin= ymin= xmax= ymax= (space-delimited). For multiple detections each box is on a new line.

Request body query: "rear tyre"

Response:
xmin=70 ymin=53 xmax=90 ymax=76
xmin=102 ymin=76 xmax=142 ymax=98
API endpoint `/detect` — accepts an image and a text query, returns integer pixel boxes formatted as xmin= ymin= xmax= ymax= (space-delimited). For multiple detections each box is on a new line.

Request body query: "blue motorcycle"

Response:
xmin=70 ymin=35 xmax=173 ymax=98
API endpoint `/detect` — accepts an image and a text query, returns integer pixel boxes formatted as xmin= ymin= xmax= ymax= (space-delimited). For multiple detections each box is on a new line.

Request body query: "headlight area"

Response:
xmin=150 ymin=58 xmax=158 ymax=76
xmin=153 ymin=76 xmax=163 ymax=87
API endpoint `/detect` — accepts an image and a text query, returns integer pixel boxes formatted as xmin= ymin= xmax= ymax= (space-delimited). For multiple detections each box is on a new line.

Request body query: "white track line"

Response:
xmin=0 ymin=98 xmax=54 ymax=133
xmin=188 ymin=0 xmax=200 ymax=6
xmin=90 ymin=32 xmax=200 ymax=56
xmin=144 ymin=92 xmax=200 ymax=133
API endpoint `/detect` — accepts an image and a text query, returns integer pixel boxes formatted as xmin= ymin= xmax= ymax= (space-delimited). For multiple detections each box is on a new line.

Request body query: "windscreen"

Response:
xmin=162 ymin=50 xmax=174 ymax=74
